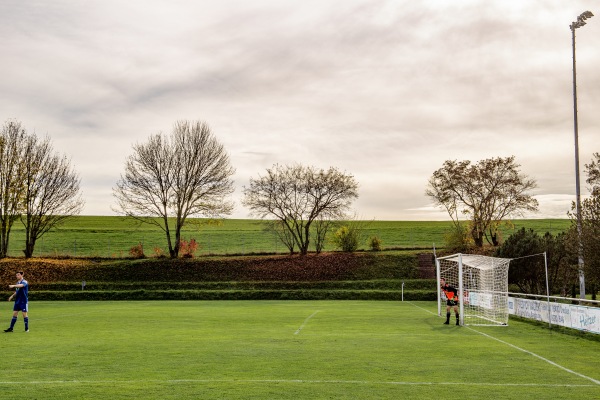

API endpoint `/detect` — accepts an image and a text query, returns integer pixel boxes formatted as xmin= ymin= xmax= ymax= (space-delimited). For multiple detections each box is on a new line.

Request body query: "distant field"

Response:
xmin=1 ymin=301 xmax=597 ymax=399
xmin=5 ymin=216 xmax=572 ymax=258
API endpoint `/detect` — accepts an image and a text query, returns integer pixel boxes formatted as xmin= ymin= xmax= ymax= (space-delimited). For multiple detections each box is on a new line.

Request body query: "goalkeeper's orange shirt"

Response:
xmin=442 ymin=284 xmax=458 ymax=301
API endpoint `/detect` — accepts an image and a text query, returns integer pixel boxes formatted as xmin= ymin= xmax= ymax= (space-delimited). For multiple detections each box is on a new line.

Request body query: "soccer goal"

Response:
xmin=436 ymin=253 xmax=511 ymax=326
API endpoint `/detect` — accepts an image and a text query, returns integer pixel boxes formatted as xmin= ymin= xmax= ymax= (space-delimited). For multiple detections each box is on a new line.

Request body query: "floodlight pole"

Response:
xmin=570 ymin=11 xmax=594 ymax=299
xmin=544 ymin=252 xmax=551 ymax=328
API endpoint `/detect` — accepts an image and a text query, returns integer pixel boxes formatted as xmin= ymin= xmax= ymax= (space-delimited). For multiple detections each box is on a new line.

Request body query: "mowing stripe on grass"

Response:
xmin=407 ymin=301 xmax=600 ymax=386
xmin=0 ymin=379 xmax=595 ymax=388
xmin=467 ymin=327 xmax=600 ymax=386
xmin=294 ymin=310 xmax=320 ymax=335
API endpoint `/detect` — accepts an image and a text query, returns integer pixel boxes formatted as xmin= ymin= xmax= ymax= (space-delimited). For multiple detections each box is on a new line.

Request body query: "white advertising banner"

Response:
xmin=508 ymin=297 xmax=600 ymax=334
xmin=468 ymin=291 xmax=494 ymax=310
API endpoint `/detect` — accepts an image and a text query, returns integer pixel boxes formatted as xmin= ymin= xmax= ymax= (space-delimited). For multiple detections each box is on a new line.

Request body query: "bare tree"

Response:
xmin=0 ymin=120 xmax=83 ymax=258
xmin=114 ymin=120 xmax=235 ymax=258
xmin=0 ymin=120 xmax=27 ymax=258
xmin=426 ymin=156 xmax=538 ymax=247
xmin=20 ymin=135 xmax=84 ymax=258
xmin=243 ymin=164 xmax=358 ymax=255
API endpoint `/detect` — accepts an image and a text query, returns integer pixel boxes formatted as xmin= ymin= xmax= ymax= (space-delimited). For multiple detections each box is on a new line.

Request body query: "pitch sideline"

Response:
xmin=0 ymin=378 xmax=594 ymax=388
xmin=407 ymin=301 xmax=600 ymax=386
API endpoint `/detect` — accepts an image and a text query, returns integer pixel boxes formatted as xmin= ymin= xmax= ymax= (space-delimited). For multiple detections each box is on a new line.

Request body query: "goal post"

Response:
xmin=436 ymin=253 xmax=511 ymax=326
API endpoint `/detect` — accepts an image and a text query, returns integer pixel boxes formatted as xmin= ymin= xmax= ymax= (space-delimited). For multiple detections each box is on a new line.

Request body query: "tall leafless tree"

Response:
xmin=21 ymin=135 xmax=84 ymax=258
xmin=114 ymin=120 xmax=235 ymax=258
xmin=0 ymin=120 xmax=83 ymax=258
xmin=0 ymin=120 xmax=27 ymax=258
xmin=243 ymin=164 xmax=358 ymax=255
xmin=426 ymin=156 xmax=538 ymax=247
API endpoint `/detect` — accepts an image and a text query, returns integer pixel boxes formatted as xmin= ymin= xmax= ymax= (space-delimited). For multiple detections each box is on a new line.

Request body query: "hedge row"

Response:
xmin=31 ymin=289 xmax=436 ymax=301
xmin=32 ymin=279 xmax=435 ymax=291
xmin=1 ymin=252 xmax=437 ymax=301
xmin=0 ymin=252 xmax=423 ymax=283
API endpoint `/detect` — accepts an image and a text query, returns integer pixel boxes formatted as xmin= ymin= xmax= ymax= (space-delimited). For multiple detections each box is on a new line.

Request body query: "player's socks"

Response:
xmin=456 ymin=314 xmax=460 ymax=325
xmin=9 ymin=317 xmax=17 ymax=330
xmin=24 ymin=317 xmax=29 ymax=331
xmin=445 ymin=312 xmax=450 ymax=324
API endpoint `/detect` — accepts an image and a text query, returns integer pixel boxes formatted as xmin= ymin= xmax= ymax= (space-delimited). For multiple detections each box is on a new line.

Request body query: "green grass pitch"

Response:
xmin=1 ymin=301 xmax=598 ymax=399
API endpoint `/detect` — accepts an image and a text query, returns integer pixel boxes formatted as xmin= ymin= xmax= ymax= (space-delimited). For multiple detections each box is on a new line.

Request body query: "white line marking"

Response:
xmin=408 ymin=301 xmax=600 ymax=386
xmin=0 ymin=379 xmax=594 ymax=387
xmin=407 ymin=302 xmax=436 ymax=315
xmin=466 ymin=327 xmax=600 ymax=386
xmin=294 ymin=310 xmax=320 ymax=335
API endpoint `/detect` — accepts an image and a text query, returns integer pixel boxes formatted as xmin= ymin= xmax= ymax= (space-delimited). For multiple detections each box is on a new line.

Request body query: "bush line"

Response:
xmin=31 ymin=289 xmax=436 ymax=301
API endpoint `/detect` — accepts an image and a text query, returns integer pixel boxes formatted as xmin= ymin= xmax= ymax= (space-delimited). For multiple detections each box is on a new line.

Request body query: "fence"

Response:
xmin=508 ymin=293 xmax=600 ymax=334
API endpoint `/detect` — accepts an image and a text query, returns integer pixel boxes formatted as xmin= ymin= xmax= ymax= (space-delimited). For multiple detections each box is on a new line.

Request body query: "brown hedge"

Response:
xmin=0 ymin=252 xmax=418 ymax=284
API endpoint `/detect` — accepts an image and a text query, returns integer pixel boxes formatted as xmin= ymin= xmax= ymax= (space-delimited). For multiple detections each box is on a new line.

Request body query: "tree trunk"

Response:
xmin=471 ymin=226 xmax=484 ymax=247
xmin=23 ymin=240 xmax=35 ymax=258
xmin=299 ymin=223 xmax=312 ymax=255
xmin=171 ymin=220 xmax=183 ymax=259
xmin=0 ymin=218 xmax=12 ymax=258
xmin=490 ymin=230 xmax=499 ymax=246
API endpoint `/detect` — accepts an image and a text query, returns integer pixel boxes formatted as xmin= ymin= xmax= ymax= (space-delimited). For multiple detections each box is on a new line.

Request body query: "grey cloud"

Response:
xmin=1 ymin=0 xmax=598 ymax=219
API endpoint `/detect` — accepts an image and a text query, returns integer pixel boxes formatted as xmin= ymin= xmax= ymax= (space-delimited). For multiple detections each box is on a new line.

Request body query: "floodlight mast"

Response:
xmin=570 ymin=11 xmax=594 ymax=299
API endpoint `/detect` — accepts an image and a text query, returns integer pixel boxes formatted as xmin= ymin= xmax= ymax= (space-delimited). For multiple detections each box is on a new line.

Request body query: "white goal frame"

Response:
xmin=436 ymin=253 xmax=511 ymax=326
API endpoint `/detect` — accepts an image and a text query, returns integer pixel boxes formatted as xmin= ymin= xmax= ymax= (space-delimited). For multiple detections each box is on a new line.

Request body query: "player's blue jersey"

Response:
xmin=14 ymin=279 xmax=28 ymax=305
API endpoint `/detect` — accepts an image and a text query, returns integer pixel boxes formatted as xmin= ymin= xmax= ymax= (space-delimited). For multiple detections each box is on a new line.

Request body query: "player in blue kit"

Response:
xmin=4 ymin=271 xmax=29 ymax=333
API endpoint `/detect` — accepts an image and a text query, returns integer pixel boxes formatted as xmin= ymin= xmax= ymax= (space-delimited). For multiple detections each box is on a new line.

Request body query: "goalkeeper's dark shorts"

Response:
xmin=446 ymin=299 xmax=458 ymax=307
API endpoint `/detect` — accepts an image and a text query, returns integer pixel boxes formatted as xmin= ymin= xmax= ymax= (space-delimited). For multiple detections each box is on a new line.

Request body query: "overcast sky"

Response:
xmin=1 ymin=1 xmax=599 ymax=220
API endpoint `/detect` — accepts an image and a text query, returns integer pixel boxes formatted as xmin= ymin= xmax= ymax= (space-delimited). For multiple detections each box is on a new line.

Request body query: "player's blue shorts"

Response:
xmin=13 ymin=302 xmax=28 ymax=313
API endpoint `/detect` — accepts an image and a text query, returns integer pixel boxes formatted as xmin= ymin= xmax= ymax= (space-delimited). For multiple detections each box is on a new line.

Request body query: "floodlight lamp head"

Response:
xmin=581 ymin=11 xmax=594 ymax=19
xmin=571 ymin=11 xmax=594 ymax=30
xmin=570 ymin=21 xmax=586 ymax=30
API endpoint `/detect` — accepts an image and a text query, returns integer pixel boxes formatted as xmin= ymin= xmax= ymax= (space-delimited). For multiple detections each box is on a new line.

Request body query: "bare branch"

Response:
xmin=426 ymin=156 xmax=538 ymax=247
xmin=243 ymin=164 xmax=358 ymax=255
xmin=113 ymin=120 xmax=235 ymax=258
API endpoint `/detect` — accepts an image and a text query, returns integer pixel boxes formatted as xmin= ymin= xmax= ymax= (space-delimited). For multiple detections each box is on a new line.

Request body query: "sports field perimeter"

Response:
xmin=1 ymin=301 xmax=598 ymax=399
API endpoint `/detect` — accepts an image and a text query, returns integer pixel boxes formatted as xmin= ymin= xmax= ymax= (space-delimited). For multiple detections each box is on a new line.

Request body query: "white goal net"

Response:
xmin=436 ymin=253 xmax=510 ymax=326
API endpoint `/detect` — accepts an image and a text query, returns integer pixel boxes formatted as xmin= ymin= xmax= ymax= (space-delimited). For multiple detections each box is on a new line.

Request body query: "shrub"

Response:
xmin=443 ymin=224 xmax=473 ymax=253
xmin=331 ymin=226 xmax=360 ymax=252
xmin=179 ymin=238 xmax=199 ymax=258
xmin=129 ymin=243 xmax=145 ymax=259
xmin=153 ymin=247 xmax=166 ymax=258
xmin=368 ymin=236 xmax=382 ymax=251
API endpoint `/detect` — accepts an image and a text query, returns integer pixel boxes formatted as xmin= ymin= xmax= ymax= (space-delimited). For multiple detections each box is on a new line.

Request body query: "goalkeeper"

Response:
xmin=440 ymin=278 xmax=459 ymax=325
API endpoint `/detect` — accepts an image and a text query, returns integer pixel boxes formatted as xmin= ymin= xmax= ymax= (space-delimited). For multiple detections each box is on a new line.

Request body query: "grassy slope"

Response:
xmin=2 ymin=301 xmax=598 ymax=399
xmin=5 ymin=216 xmax=572 ymax=258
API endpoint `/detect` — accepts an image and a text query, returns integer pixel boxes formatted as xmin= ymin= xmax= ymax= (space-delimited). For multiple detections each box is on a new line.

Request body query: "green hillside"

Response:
xmin=5 ymin=216 xmax=571 ymax=258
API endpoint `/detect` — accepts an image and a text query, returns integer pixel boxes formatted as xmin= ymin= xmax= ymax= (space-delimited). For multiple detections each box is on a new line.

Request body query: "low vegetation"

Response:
xmin=0 ymin=252 xmax=433 ymax=301
xmin=1 ymin=217 xmax=588 ymax=301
